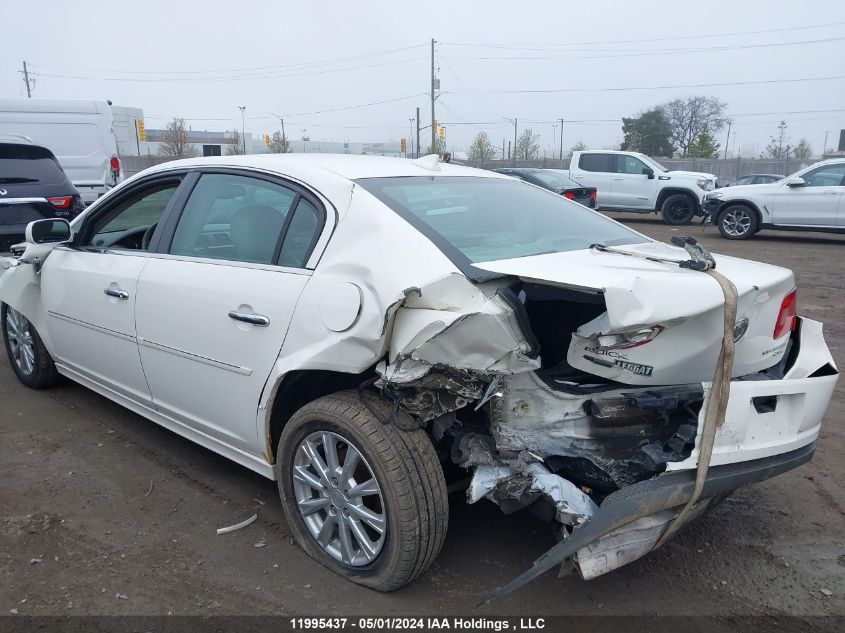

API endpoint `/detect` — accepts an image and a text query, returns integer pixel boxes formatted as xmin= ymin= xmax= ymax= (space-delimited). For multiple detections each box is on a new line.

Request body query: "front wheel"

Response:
xmin=660 ymin=193 xmax=697 ymax=225
xmin=276 ymin=390 xmax=448 ymax=591
xmin=1 ymin=304 xmax=58 ymax=389
xmin=717 ymin=205 xmax=759 ymax=240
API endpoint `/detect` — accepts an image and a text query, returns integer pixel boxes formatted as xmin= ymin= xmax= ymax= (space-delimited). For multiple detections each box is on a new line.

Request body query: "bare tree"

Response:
xmin=567 ymin=140 xmax=588 ymax=157
xmin=267 ymin=130 xmax=290 ymax=153
xmin=467 ymin=131 xmax=496 ymax=162
xmin=225 ymin=129 xmax=244 ymax=155
xmin=515 ymin=129 xmax=540 ymax=160
xmin=158 ymin=117 xmax=196 ymax=158
xmin=765 ymin=121 xmax=791 ymax=159
xmin=793 ymin=138 xmax=812 ymax=160
xmin=661 ymin=96 xmax=728 ymax=156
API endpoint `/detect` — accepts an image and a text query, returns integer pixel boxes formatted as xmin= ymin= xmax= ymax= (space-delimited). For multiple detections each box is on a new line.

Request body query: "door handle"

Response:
xmin=228 ymin=311 xmax=270 ymax=327
xmin=104 ymin=287 xmax=129 ymax=300
xmin=612 ymin=177 xmax=625 ymax=181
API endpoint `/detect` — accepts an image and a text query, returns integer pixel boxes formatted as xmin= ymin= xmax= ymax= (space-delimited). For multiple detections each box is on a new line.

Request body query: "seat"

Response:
xmin=228 ymin=204 xmax=285 ymax=263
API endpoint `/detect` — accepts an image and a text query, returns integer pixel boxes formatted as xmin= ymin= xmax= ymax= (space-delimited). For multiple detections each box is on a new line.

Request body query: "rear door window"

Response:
xmin=578 ymin=153 xmax=614 ymax=173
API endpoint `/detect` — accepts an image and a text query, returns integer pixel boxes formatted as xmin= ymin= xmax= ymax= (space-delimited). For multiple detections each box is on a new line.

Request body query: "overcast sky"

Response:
xmin=2 ymin=0 xmax=844 ymax=156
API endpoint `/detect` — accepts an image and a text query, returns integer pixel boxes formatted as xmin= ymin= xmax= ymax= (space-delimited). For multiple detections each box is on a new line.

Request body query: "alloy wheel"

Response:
xmin=722 ymin=208 xmax=752 ymax=237
xmin=4 ymin=307 xmax=35 ymax=376
xmin=292 ymin=431 xmax=386 ymax=566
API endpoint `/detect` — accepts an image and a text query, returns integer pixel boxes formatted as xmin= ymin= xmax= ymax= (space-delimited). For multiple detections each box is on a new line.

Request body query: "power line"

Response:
xmin=29 ymin=44 xmax=427 ymax=76
xmin=444 ymin=75 xmax=845 ymax=95
xmin=440 ymin=19 xmax=845 ymax=49
xmin=442 ymin=35 xmax=845 ymax=61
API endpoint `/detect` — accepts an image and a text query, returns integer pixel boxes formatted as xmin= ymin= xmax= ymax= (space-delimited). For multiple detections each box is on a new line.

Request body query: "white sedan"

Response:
xmin=0 ymin=154 xmax=837 ymax=598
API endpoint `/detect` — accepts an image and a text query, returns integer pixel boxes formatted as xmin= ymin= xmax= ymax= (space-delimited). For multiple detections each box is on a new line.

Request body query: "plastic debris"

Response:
xmin=216 ymin=513 xmax=258 ymax=535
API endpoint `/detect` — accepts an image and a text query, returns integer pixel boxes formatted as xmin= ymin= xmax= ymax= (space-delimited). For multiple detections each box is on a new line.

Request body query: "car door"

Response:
xmin=771 ymin=164 xmax=845 ymax=226
xmin=610 ymin=154 xmax=656 ymax=209
xmin=40 ymin=174 xmax=188 ymax=405
xmin=134 ymin=171 xmax=326 ymax=454
xmin=570 ymin=154 xmax=614 ymax=207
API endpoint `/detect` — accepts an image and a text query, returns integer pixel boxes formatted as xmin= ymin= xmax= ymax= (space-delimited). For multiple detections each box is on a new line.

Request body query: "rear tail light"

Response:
xmin=48 ymin=196 xmax=73 ymax=209
xmin=595 ymin=325 xmax=664 ymax=350
xmin=110 ymin=156 xmax=121 ymax=172
xmin=773 ymin=288 xmax=797 ymax=339
xmin=563 ymin=191 xmax=576 ymax=199
xmin=590 ymin=190 xmax=597 ymax=201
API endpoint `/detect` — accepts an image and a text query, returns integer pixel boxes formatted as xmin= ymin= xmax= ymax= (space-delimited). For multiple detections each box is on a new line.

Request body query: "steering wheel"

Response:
xmin=141 ymin=223 xmax=158 ymax=251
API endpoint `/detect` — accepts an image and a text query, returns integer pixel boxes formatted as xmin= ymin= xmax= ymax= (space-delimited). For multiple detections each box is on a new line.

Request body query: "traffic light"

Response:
xmin=264 ymin=133 xmax=270 ymax=145
xmin=137 ymin=120 xmax=145 ymax=141
xmin=439 ymin=126 xmax=445 ymax=141
xmin=400 ymin=137 xmax=407 ymax=153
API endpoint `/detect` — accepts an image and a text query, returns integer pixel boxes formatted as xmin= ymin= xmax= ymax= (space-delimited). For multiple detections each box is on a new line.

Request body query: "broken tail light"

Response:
xmin=595 ymin=325 xmax=663 ymax=350
xmin=773 ymin=288 xmax=797 ymax=339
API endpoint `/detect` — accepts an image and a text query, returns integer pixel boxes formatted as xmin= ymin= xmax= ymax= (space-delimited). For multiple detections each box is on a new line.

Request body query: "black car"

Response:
xmin=0 ymin=140 xmax=85 ymax=252
xmin=494 ymin=168 xmax=598 ymax=208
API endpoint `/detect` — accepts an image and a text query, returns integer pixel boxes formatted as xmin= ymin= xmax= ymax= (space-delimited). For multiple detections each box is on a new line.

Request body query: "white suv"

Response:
xmin=705 ymin=159 xmax=845 ymax=240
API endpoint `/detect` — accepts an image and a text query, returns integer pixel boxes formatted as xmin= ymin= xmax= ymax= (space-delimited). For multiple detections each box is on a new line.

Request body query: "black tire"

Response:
xmin=1 ymin=303 xmax=58 ymax=389
xmin=717 ymin=204 xmax=759 ymax=240
xmin=660 ymin=193 xmax=697 ymax=225
xmin=276 ymin=390 xmax=448 ymax=591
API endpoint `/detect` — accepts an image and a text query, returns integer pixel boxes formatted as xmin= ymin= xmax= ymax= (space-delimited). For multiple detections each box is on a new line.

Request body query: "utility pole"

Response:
xmin=507 ymin=140 xmax=511 ymax=161
xmin=134 ymin=120 xmax=140 ymax=155
xmin=22 ymin=61 xmax=32 ymax=98
xmin=409 ymin=116 xmax=415 ymax=158
xmin=823 ymin=130 xmax=829 ymax=156
xmin=430 ymin=38 xmax=437 ymax=155
xmin=502 ymin=139 xmax=506 ymax=160
xmin=270 ymin=114 xmax=288 ymax=152
xmin=238 ymin=106 xmax=246 ymax=154
xmin=559 ymin=117 xmax=564 ymax=160
xmin=512 ymin=117 xmax=518 ymax=166
xmin=416 ymin=107 xmax=421 ymax=159
xmin=723 ymin=120 xmax=732 ymax=159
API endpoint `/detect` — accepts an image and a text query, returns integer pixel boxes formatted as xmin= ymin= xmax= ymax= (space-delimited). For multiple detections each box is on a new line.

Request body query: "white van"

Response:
xmin=0 ymin=99 xmax=123 ymax=205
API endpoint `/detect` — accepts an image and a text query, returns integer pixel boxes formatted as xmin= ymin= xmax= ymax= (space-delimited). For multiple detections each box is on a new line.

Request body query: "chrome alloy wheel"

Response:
xmin=5 ymin=307 xmax=35 ymax=376
xmin=292 ymin=431 xmax=386 ymax=566
xmin=722 ymin=207 xmax=752 ymax=237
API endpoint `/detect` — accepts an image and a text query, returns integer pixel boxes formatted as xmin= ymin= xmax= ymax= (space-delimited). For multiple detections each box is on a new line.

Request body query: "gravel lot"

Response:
xmin=1 ymin=214 xmax=843 ymax=623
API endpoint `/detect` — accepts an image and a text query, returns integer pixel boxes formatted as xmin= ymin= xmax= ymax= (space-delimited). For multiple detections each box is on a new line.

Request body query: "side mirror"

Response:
xmin=26 ymin=218 xmax=72 ymax=245
xmin=642 ymin=167 xmax=655 ymax=179
xmin=786 ymin=177 xmax=806 ymax=188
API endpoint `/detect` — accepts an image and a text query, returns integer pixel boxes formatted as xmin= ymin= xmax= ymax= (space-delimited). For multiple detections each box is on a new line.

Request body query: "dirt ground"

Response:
xmin=1 ymin=214 xmax=843 ymax=623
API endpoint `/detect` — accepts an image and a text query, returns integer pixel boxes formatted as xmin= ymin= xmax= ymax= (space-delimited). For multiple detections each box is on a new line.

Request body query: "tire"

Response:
xmin=660 ymin=193 xmax=697 ymax=225
xmin=717 ymin=204 xmax=759 ymax=240
xmin=1 ymin=303 xmax=58 ymax=389
xmin=276 ymin=390 xmax=448 ymax=591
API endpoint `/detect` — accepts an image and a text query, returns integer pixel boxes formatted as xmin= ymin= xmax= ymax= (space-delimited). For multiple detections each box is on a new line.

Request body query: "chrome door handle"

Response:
xmin=612 ymin=177 xmax=625 ymax=181
xmin=104 ymin=287 xmax=129 ymax=300
xmin=228 ymin=311 xmax=270 ymax=327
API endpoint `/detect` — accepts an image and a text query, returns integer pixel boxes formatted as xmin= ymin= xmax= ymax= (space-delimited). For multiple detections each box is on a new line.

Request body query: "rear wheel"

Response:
xmin=717 ymin=204 xmax=758 ymax=240
xmin=276 ymin=390 xmax=448 ymax=591
xmin=1 ymin=304 xmax=58 ymax=389
xmin=660 ymin=193 xmax=697 ymax=225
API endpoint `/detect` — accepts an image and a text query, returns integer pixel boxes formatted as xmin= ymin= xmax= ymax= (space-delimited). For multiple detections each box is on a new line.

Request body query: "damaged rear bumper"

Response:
xmin=481 ymin=441 xmax=816 ymax=604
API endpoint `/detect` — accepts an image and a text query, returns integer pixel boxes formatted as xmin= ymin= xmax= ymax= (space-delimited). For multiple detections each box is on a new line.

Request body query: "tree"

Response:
xmin=686 ymin=125 xmax=720 ymax=159
xmin=226 ymin=129 xmax=244 ymax=155
xmin=661 ymin=96 xmax=727 ymax=156
xmin=621 ymin=108 xmax=674 ymax=156
xmin=158 ymin=117 xmax=196 ymax=158
xmin=467 ymin=131 xmax=496 ymax=162
xmin=765 ymin=121 xmax=791 ymax=159
xmin=425 ymin=138 xmax=445 ymax=156
xmin=267 ymin=130 xmax=290 ymax=153
xmin=793 ymin=138 xmax=812 ymax=160
xmin=514 ymin=129 xmax=540 ymax=160
xmin=567 ymin=140 xmax=588 ymax=157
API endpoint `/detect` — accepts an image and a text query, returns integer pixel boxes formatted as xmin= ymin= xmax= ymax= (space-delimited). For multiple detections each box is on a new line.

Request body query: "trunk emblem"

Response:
xmin=0 ymin=189 xmax=7 ymax=196
xmin=734 ymin=317 xmax=749 ymax=342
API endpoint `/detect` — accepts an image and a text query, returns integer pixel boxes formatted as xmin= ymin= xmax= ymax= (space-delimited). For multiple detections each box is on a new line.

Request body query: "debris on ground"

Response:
xmin=216 ymin=513 xmax=258 ymax=535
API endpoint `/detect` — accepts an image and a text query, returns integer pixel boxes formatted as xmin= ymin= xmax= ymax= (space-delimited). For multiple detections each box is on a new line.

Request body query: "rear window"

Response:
xmin=578 ymin=153 xmax=614 ymax=172
xmin=356 ymin=176 xmax=644 ymax=266
xmin=527 ymin=170 xmax=580 ymax=190
xmin=0 ymin=144 xmax=65 ymax=185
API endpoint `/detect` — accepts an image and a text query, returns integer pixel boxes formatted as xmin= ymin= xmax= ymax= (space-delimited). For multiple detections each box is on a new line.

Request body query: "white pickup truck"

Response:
xmin=567 ymin=150 xmax=717 ymax=224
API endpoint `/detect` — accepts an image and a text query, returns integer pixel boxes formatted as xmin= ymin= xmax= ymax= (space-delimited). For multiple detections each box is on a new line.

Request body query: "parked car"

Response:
xmin=566 ymin=150 xmax=717 ymax=224
xmin=720 ymin=174 xmax=784 ymax=187
xmin=705 ymin=159 xmax=845 ymax=240
xmin=0 ymin=138 xmax=85 ymax=253
xmin=0 ymin=99 xmax=124 ymax=205
xmin=494 ymin=168 xmax=598 ymax=208
xmin=0 ymin=154 xmax=836 ymax=598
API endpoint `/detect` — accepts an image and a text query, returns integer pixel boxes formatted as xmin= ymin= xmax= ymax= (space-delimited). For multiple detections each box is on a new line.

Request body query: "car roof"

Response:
xmin=147 ymin=153 xmax=510 ymax=182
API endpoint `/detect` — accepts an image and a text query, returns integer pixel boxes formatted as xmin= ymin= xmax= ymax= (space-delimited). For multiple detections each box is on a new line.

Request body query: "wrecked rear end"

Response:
xmin=355 ymin=176 xmax=838 ymax=594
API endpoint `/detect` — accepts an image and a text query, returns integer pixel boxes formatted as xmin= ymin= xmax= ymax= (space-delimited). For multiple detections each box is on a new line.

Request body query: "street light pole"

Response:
xmin=723 ymin=120 xmax=732 ymax=159
xmin=238 ymin=106 xmax=246 ymax=154
xmin=409 ymin=116 xmax=415 ymax=158
xmin=431 ymin=38 xmax=437 ymax=155
xmin=559 ymin=117 xmax=564 ymax=160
